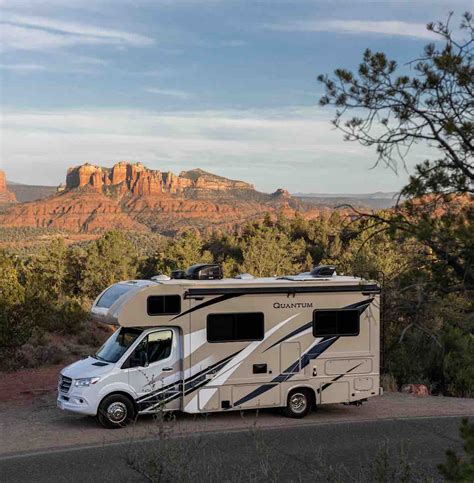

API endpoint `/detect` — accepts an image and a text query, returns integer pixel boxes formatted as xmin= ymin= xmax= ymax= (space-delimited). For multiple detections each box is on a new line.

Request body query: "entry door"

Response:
xmin=280 ymin=341 xmax=306 ymax=380
xmin=127 ymin=329 xmax=182 ymax=411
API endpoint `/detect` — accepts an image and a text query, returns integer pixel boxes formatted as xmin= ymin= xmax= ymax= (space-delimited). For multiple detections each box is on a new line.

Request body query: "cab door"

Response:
xmin=126 ymin=328 xmax=182 ymax=412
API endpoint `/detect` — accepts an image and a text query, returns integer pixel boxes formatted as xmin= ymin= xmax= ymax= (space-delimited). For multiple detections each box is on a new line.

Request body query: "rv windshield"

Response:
xmin=95 ymin=328 xmax=143 ymax=363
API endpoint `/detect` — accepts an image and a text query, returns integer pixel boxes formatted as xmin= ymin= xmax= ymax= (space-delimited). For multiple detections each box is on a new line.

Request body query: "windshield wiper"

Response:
xmin=94 ymin=354 xmax=107 ymax=362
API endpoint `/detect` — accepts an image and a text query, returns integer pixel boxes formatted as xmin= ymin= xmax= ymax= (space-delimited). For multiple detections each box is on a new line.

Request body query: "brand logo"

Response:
xmin=273 ymin=302 xmax=313 ymax=309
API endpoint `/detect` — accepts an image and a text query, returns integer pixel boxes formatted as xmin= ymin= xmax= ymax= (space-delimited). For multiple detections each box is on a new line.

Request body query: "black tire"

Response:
xmin=97 ymin=394 xmax=135 ymax=429
xmin=282 ymin=389 xmax=312 ymax=418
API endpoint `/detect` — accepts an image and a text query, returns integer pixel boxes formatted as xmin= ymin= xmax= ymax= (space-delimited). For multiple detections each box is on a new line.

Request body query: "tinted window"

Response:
xmin=147 ymin=295 xmax=181 ymax=315
xmin=129 ymin=330 xmax=173 ymax=367
xmin=313 ymin=310 xmax=359 ymax=337
xmin=207 ymin=313 xmax=264 ymax=342
xmin=96 ymin=284 xmax=132 ymax=308
xmin=147 ymin=330 xmax=173 ymax=363
xmin=207 ymin=313 xmax=234 ymax=341
xmin=95 ymin=327 xmax=143 ymax=363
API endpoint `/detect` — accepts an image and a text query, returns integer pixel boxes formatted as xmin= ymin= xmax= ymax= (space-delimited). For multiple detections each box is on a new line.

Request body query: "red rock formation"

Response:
xmin=0 ymin=189 xmax=148 ymax=233
xmin=0 ymin=170 xmax=16 ymax=203
xmin=65 ymin=162 xmax=253 ymax=195
xmin=0 ymin=161 xmax=320 ymax=234
xmin=272 ymin=188 xmax=290 ymax=198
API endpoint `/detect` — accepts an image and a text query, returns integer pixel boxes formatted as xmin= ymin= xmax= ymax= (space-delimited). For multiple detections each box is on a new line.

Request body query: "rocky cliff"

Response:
xmin=0 ymin=170 xmax=16 ymax=203
xmin=65 ymin=162 xmax=254 ymax=196
xmin=0 ymin=162 xmax=315 ymax=234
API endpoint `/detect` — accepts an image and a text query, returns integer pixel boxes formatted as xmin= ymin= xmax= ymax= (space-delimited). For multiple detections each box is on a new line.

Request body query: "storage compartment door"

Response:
xmin=319 ymin=381 xmax=350 ymax=404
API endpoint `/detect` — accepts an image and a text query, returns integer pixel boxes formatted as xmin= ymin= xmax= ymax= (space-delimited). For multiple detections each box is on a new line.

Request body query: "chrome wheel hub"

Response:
xmin=107 ymin=402 xmax=127 ymax=423
xmin=289 ymin=393 xmax=307 ymax=413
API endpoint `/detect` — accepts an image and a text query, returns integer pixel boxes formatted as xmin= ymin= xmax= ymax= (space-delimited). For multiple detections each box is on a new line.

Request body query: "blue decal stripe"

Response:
xmin=300 ymin=337 xmax=338 ymax=369
xmin=344 ymin=298 xmax=374 ymax=312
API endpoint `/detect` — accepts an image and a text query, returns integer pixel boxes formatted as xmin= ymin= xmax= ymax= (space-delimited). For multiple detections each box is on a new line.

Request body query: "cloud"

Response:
xmin=0 ymin=63 xmax=47 ymax=71
xmin=0 ymin=0 xmax=224 ymax=8
xmin=0 ymin=12 xmax=155 ymax=51
xmin=267 ymin=19 xmax=438 ymax=40
xmin=70 ymin=55 xmax=109 ymax=66
xmin=145 ymin=87 xmax=193 ymax=99
xmin=0 ymin=57 xmax=107 ymax=74
xmin=1 ymin=106 xmax=411 ymax=193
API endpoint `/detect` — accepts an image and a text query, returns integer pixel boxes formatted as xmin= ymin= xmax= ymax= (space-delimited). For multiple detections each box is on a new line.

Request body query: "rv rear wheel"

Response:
xmin=283 ymin=389 xmax=311 ymax=418
xmin=97 ymin=394 xmax=135 ymax=429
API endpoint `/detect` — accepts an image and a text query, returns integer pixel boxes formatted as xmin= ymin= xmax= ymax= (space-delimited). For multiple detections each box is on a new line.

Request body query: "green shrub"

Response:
xmin=438 ymin=418 xmax=474 ymax=481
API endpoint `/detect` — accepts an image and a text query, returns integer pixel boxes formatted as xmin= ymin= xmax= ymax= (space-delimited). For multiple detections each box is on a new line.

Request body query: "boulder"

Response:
xmin=401 ymin=384 xmax=429 ymax=397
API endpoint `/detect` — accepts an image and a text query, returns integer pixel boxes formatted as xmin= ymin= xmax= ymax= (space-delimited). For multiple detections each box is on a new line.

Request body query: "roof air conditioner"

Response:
xmin=185 ymin=264 xmax=223 ymax=280
xmin=170 ymin=270 xmax=186 ymax=279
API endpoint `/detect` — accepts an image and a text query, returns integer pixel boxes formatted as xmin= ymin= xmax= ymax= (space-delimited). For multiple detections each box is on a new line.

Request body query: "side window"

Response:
xmin=128 ymin=330 xmax=173 ymax=367
xmin=207 ymin=312 xmax=264 ymax=342
xmin=147 ymin=330 xmax=173 ymax=364
xmin=147 ymin=295 xmax=181 ymax=315
xmin=313 ymin=310 xmax=360 ymax=337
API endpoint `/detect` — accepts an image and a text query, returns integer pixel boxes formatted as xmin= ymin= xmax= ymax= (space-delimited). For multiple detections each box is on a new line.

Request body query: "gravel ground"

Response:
xmin=1 ymin=389 xmax=473 ymax=457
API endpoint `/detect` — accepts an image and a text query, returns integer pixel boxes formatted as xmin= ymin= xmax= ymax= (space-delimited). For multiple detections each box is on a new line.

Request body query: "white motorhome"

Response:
xmin=57 ymin=264 xmax=382 ymax=428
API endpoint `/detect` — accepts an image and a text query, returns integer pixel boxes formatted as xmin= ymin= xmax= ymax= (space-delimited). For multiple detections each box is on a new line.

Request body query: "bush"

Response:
xmin=438 ymin=418 xmax=474 ymax=481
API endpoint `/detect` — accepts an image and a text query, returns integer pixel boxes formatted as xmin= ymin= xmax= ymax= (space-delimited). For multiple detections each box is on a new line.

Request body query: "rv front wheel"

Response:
xmin=97 ymin=394 xmax=135 ymax=429
xmin=283 ymin=389 xmax=311 ymax=418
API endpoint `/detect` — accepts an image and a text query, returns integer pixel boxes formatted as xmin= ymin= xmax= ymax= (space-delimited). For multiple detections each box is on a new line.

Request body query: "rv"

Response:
xmin=57 ymin=264 xmax=382 ymax=428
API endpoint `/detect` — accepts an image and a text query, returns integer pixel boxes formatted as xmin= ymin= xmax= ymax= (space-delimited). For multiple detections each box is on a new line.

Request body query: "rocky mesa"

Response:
xmin=0 ymin=162 xmax=307 ymax=234
xmin=64 ymin=162 xmax=255 ymax=196
xmin=0 ymin=170 xmax=17 ymax=204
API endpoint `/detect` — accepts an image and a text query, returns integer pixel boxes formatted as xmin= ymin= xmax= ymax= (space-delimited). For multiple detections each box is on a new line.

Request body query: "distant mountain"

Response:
xmin=0 ymin=162 xmax=324 ymax=235
xmin=294 ymin=191 xmax=398 ymax=199
xmin=294 ymin=192 xmax=398 ymax=210
xmin=7 ymin=181 xmax=57 ymax=203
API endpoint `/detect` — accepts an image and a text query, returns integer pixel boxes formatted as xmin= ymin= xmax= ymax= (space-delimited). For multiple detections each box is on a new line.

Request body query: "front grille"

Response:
xmin=59 ymin=375 xmax=72 ymax=393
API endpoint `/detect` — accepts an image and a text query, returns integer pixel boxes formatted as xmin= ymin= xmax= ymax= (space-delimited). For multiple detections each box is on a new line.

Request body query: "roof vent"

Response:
xmin=186 ymin=264 xmax=223 ymax=280
xmin=310 ymin=265 xmax=337 ymax=277
xmin=234 ymin=273 xmax=254 ymax=279
xmin=151 ymin=274 xmax=171 ymax=281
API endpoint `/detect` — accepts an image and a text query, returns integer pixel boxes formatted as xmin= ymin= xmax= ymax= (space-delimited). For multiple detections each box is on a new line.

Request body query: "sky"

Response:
xmin=0 ymin=0 xmax=470 ymax=193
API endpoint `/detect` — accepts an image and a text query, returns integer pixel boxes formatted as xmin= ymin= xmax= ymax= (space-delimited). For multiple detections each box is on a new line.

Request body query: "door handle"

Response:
xmin=162 ymin=367 xmax=173 ymax=372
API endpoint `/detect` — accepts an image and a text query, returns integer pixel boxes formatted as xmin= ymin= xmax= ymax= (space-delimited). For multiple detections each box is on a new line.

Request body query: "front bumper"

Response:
xmin=57 ymin=391 xmax=97 ymax=416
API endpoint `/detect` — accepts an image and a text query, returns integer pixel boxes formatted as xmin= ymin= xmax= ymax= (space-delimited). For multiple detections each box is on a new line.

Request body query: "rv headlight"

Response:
xmin=74 ymin=377 xmax=100 ymax=387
